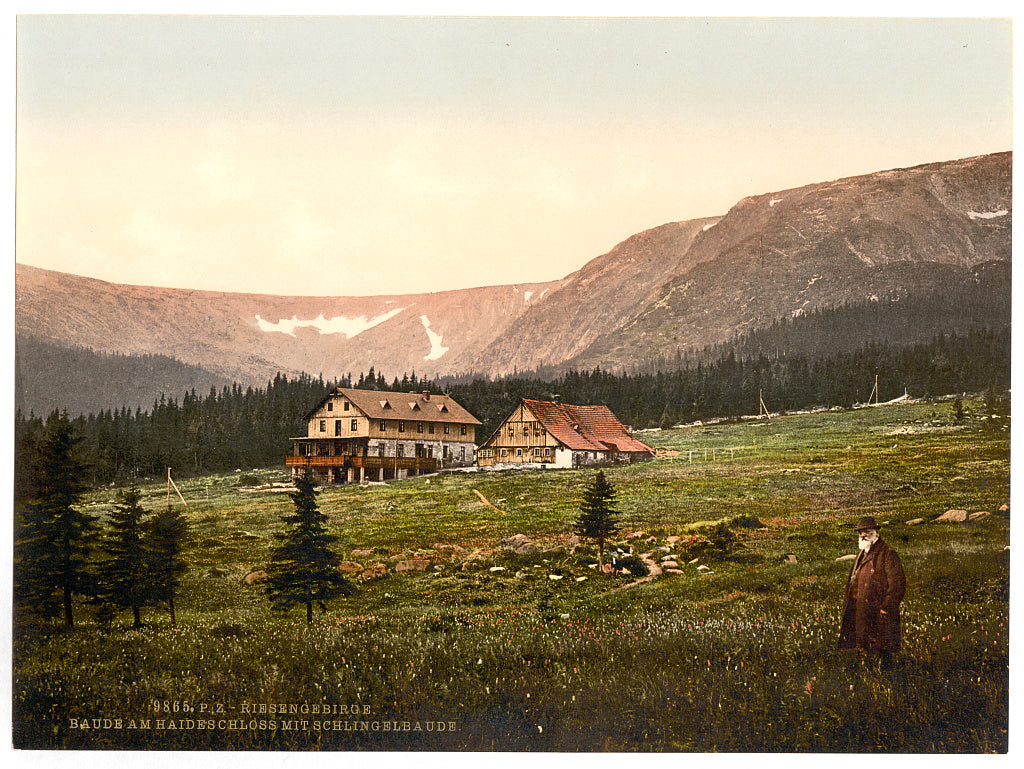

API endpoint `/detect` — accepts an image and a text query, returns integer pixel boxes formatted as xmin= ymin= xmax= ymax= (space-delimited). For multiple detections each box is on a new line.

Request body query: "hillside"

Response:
xmin=14 ymin=151 xmax=1011 ymax=411
xmin=14 ymin=336 xmax=236 ymax=418
xmin=562 ymin=152 xmax=1011 ymax=369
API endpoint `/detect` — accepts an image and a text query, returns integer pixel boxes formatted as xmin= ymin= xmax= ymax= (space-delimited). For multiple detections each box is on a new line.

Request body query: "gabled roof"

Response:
xmin=518 ymin=398 xmax=653 ymax=454
xmin=303 ymin=388 xmax=481 ymax=425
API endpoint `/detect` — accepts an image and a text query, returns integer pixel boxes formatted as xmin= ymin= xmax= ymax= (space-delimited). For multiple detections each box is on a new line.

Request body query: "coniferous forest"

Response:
xmin=13 ymin=327 xmax=1009 ymax=494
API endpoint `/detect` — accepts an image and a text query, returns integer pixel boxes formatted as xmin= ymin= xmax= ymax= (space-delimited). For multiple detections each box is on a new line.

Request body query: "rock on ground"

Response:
xmin=360 ymin=564 xmax=387 ymax=580
xmin=500 ymin=533 xmax=537 ymax=555
xmin=395 ymin=559 xmax=431 ymax=573
xmin=242 ymin=569 xmax=268 ymax=585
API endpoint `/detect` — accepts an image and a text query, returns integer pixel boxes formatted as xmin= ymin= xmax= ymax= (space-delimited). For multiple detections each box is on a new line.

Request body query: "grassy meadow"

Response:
xmin=12 ymin=399 xmax=1010 ymax=751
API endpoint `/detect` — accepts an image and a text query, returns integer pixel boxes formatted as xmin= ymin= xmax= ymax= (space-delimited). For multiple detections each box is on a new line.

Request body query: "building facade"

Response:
xmin=476 ymin=398 xmax=654 ymax=469
xmin=286 ymin=388 xmax=481 ymax=484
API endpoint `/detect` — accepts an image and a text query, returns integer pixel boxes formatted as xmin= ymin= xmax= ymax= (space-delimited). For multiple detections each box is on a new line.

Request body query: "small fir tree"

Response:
xmin=573 ymin=470 xmax=620 ymax=573
xmin=265 ymin=471 xmax=353 ymax=623
xmin=148 ymin=506 xmax=190 ymax=624
xmin=15 ymin=412 xmax=98 ymax=627
xmin=98 ymin=484 xmax=150 ymax=628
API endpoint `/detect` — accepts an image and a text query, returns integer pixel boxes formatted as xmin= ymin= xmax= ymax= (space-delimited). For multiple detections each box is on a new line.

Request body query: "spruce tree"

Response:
xmin=98 ymin=484 xmax=150 ymax=628
xmin=265 ymin=471 xmax=353 ymax=623
xmin=148 ymin=506 xmax=189 ymax=625
xmin=15 ymin=412 xmax=98 ymax=627
xmin=573 ymin=470 xmax=620 ymax=573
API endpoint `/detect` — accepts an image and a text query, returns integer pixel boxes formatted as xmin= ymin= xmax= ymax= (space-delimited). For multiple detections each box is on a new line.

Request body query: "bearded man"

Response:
xmin=838 ymin=516 xmax=906 ymax=660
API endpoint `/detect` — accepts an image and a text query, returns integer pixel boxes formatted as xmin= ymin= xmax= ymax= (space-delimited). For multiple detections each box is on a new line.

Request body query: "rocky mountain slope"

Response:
xmin=512 ymin=151 xmax=1012 ymax=372
xmin=15 ymin=151 xmax=1011 ymax=415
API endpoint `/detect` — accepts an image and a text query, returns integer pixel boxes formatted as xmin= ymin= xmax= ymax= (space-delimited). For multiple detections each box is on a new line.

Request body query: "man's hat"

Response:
xmin=854 ymin=516 xmax=881 ymax=531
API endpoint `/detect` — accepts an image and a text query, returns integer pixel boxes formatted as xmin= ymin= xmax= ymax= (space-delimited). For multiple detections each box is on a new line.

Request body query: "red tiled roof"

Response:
xmin=521 ymin=399 xmax=653 ymax=454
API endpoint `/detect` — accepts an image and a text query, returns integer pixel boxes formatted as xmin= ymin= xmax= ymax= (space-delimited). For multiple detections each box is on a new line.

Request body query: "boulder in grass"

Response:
xmin=360 ymin=564 xmax=387 ymax=581
xmin=433 ymin=543 xmax=467 ymax=555
xmin=936 ymin=509 xmax=969 ymax=523
xmin=906 ymin=518 xmax=925 ymax=526
xmin=395 ymin=559 xmax=431 ymax=573
xmin=338 ymin=561 xmax=363 ymax=574
xmin=500 ymin=534 xmax=537 ymax=556
xmin=351 ymin=549 xmax=374 ymax=559
xmin=242 ymin=569 xmax=268 ymax=585
xmin=836 ymin=554 xmax=857 ymax=562
xmin=969 ymin=511 xmax=991 ymax=522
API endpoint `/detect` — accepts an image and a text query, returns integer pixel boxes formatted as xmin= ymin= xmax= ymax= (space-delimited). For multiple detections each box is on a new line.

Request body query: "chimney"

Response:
xmin=422 ymin=390 xmax=430 ymax=401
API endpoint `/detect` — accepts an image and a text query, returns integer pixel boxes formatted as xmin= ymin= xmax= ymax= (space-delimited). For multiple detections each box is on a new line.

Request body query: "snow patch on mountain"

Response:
xmin=254 ymin=308 xmax=405 ymax=337
xmin=420 ymin=315 xmax=449 ymax=360
xmin=967 ymin=209 xmax=1009 ymax=220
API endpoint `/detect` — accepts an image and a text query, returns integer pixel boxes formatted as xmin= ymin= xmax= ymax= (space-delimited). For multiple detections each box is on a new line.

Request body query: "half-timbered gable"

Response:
xmin=477 ymin=398 xmax=653 ymax=468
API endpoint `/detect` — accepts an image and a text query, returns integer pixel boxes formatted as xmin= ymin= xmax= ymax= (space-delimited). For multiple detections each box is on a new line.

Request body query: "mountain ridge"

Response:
xmin=15 ymin=150 xmax=1011 ymax=414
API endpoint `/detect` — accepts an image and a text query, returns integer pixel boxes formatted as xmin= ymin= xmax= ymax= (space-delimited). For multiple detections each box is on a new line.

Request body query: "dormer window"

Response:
xmin=410 ymin=402 xmax=421 ymax=411
xmin=380 ymin=400 xmax=392 ymax=409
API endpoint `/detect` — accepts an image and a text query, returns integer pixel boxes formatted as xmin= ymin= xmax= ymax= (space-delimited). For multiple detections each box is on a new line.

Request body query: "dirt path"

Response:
xmin=472 ymin=488 xmax=506 ymax=514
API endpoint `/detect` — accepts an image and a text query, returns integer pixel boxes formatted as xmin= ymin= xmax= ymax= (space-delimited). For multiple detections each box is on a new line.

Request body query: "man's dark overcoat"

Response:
xmin=838 ymin=536 xmax=906 ymax=652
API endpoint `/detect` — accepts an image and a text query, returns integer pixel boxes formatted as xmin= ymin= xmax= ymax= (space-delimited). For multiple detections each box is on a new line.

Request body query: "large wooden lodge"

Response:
xmin=286 ymin=387 xmax=481 ymax=484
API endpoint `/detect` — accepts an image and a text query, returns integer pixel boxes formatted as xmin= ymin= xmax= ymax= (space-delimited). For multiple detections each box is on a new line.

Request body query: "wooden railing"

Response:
xmin=286 ymin=455 xmax=438 ymax=472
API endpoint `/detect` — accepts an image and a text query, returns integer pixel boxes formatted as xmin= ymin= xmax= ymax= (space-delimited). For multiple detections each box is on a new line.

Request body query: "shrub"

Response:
xmin=612 ymin=553 xmax=649 ymax=577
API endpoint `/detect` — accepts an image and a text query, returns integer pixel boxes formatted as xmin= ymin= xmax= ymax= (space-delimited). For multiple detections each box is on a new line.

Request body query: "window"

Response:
xmin=516 ymin=448 xmax=523 ymax=457
xmin=319 ymin=420 xmax=326 ymax=432
xmin=444 ymin=424 xmax=450 ymax=435
xmin=508 ymin=426 xmax=514 ymax=436
xmin=379 ymin=420 xmax=386 ymax=432
xmin=351 ymin=419 xmax=358 ymax=431
xmin=343 ymin=401 xmax=350 ymax=411
xmin=378 ymin=443 xmax=385 ymax=457
xmin=428 ymin=423 xmax=435 ymax=434
xmin=397 ymin=444 xmax=404 ymax=457
xmin=500 ymin=448 xmax=507 ymax=457
xmin=335 ymin=420 xmax=341 ymax=436
xmin=327 ymin=402 xmax=334 ymax=412
xmin=461 ymin=425 xmax=467 ymax=436
xmin=399 ymin=421 xmax=406 ymax=433
xmin=460 ymin=447 xmax=466 ymax=461
xmin=417 ymin=422 xmax=424 ymax=433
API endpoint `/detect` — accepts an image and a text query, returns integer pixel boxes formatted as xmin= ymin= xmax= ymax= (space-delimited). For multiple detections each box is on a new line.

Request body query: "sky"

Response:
xmin=14 ymin=12 xmax=1014 ymax=297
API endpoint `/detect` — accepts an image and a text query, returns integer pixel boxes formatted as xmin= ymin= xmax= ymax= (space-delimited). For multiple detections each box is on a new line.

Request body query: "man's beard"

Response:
xmin=858 ymin=532 xmax=878 ymax=552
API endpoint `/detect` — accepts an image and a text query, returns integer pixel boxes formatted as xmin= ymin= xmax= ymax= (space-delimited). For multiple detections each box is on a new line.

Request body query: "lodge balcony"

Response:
xmin=285 ymin=454 xmax=439 ymax=472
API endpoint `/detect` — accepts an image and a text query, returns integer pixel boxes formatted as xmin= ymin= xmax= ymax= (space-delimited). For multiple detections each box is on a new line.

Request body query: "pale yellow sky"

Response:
xmin=14 ymin=14 xmax=1013 ymax=296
